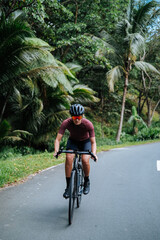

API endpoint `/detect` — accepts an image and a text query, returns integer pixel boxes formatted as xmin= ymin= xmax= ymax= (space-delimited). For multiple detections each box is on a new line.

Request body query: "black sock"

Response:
xmin=84 ymin=176 xmax=89 ymax=182
xmin=66 ymin=177 xmax=70 ymax=188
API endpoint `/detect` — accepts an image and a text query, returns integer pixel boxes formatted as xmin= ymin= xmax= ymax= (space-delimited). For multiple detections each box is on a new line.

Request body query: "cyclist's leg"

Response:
xmin=63 ymin=139 xmax=77 ymax=198
xmin=65 ymin=138 xmax=78 ymax=177
xmin=65 ymin=153 xmax=74 ymax=178
xmin=80 ymin=138 xmax=91 ymax=176
xmin=81 ymin=154 xmax=90 ymax=177
xmin=80 ymin=139 xmax=91 ymax=194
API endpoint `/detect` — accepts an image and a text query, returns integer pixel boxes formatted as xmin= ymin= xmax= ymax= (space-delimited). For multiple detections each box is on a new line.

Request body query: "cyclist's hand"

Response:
xmin=92 ymin=154 xmax=98 ymax=162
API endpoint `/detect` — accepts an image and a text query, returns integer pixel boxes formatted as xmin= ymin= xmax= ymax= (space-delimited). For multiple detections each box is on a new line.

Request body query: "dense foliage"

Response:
xmin=0 ymin=0 xmax=160 ymax=151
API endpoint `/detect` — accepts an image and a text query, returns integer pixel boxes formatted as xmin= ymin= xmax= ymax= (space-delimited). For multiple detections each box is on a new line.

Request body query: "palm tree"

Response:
xmin=0 ymin=11 xmax=74 ymax=124
xmin=98 ymin=0 xmax=160 ymax=142
xmin=0 ymin=13 xmax=99 ymax=147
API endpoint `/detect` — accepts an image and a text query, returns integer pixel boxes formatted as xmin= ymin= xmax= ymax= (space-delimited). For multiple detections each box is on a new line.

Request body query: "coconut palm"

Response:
xmin=98 ymin=0 xmax=160 ymax=142
xmin=0 ymin=11 xmax=99 ymax=147
xmin=0 ymin=11 xmax=74 ymax=123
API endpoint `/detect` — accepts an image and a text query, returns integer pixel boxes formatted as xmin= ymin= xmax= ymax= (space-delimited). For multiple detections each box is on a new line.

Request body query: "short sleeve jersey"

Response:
xmin=58 ymin=118 xmax=95 ymax=141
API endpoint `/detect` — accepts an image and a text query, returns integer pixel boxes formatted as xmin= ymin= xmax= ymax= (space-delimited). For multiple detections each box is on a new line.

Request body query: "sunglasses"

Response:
xmin=72 ymin=116 xmax=83 ymax=120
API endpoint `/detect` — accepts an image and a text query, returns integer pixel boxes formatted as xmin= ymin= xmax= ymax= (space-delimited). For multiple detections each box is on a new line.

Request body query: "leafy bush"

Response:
xmin=47 ymin=135 xmax=68 ymax=152
xmin=96 ymin=137 xmax=117 ymax=146
xmin=0 ymin=146 xmax=41 ymax=160
xmin=134 ymin=127 xmax=160 ymax=141
xmin=120 ymin=132 xmax=135 ymax=142
xmin=151 ymin=121 xmax=160 ymax=128
xmin=102 ymin=126 xmax=116 ymax=138
xmin=0 ymin=120 xmax=11 ymax=139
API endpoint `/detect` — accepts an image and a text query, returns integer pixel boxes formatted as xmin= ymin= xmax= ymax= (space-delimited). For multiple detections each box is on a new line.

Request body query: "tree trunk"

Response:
xmin=147 ymin=99 xmax=160 ymax=127
xmin=147 ymin=99 xmax=151 ymax=127
xmin=137 ymin=90 xmax=142 ymax=115
xmin=101 ymin=96 xmax=104 ymax=138
xmin=116 ymin=74 xmax=128 ymax=142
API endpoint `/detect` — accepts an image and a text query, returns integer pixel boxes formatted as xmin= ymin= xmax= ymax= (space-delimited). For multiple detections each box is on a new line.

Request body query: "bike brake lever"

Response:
xmin=89 ymin=151 xmax=96 ymax=162
xmin=56 ymin=149 xmax=62 ymax=159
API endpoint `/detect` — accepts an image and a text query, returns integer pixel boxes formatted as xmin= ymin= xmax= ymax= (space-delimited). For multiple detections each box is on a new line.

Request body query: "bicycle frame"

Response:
xmin=56 ymin=149 xmax=96 ymax=224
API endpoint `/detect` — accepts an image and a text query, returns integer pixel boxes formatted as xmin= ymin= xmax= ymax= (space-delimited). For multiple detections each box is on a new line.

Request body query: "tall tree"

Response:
xmin=97 ymin=0 xmax=160 ymax=141
xmin=0 ymin=12 xmax=99 ymax=147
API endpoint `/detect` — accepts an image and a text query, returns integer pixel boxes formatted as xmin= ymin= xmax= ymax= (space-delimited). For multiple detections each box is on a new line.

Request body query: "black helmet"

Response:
xmin=70 ymin=104 xmax=84 ymax=116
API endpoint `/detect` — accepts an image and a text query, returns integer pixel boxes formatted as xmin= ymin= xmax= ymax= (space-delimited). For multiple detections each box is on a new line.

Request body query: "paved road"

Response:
xmin=0 ymin=143 xmax=160 ymax=240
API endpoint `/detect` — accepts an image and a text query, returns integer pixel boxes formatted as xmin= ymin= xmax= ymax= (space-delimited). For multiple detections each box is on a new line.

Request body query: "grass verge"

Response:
xmin=0 ymin=139 xmax=160 ymax=188
xmin=0 ymin=152 xmax=65 ymax=188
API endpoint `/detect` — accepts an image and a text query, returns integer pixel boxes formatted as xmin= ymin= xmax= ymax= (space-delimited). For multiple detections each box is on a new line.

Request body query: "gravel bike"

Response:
xmin=56 ymin=149 xmax=96 ymax=225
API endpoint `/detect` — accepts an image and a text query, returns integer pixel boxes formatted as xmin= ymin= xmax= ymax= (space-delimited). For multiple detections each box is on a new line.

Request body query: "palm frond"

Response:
xmin=56 ymin=60 xmax=78 ymax=81
xmin=3 ymin=136 xmax=23 ymax=142
xmin=65 ymin=62 xmax=83 ymax=74
xmin=116 ymin=19 xmax=131 ymax=36
xmin=134 ymin=61 xmax=160 ymax=75
xmin=1 ymin=47 xmax=73 ymax=93
xmin=127 ymin=33 xmax=145 ymax=56
xmin=12 ymin=130 xmax=33 ymax=137
xmin=132 ymin=0 xmax=158 ymax=33
xmin=127 ymin=0 xmax=134 ymax=23
xmin=106 ymin=66 xmax=124 ymax=92
xmin=72 ymin=84 xmax=99 ymax=104
xmin=98 ymin=31 xmax=118 ymax=53
xmin=9 ymin=87 xmax=23 ymax=112
xmin=128 ymin=115 xmax=135 ymax=124
xmin=24 ymin=37 xmax=54 ymax=51
xmin=0 ymin=15 xmax=34 ymax=48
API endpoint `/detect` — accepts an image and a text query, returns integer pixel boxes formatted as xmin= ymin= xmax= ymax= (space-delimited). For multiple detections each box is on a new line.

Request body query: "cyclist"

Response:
xmin=54 ymin=104 xmax=98 ymax=199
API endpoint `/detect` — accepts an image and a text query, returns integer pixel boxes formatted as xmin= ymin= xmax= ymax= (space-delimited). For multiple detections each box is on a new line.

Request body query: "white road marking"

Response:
xmin=157 ymin=161 xmax=160 ymax=171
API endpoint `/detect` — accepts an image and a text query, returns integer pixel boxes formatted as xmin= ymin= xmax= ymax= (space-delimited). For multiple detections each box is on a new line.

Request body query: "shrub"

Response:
xmin=134 ymin=127 xmax=160 ymax=141
xmin=0 ymin=145 xmax=41 ymax=160
xmin=96 ymin=137 xmax=117 ymax=146
xmin=120 ymin=132 xmax=135 ymax=142
xmin=102 ymin=126 xmax=116 ymax=138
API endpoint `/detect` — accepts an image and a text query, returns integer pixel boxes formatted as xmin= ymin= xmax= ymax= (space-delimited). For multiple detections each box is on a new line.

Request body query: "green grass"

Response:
xmin=1 ymin=139 xmax=160 ymax=188
xmin=0 ymin=152 xmax=65 ymax=188
xmin=97 ymin=139 xmax=160 ymax=152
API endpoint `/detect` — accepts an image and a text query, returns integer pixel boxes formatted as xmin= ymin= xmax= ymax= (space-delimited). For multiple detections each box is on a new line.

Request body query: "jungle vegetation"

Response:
xmin=0 ymin=0 xmax=160 ymax=153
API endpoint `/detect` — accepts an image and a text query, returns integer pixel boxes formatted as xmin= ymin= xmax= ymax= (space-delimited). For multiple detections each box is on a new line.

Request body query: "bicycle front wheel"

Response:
xmin=68 ymin=170 xmax=76 ymax=225
xmin=77 ymin=167 xmax=84 ymax=208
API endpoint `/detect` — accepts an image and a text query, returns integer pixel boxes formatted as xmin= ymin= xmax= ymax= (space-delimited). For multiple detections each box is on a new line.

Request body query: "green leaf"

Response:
xmin=134 ymin=61 xmax=160 ymax=75
xmin=106 ymin=66 xmax=123 ymax=92
xmin=56 ymin=60 xmax=77 ymax=80
xmin=0 ymin=120 xmax=11 ymax=139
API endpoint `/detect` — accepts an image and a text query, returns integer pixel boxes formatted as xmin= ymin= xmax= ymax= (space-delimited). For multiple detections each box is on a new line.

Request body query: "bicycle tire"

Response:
xmin=77 ymin=167 xmax=84 ymax=208
xmin=68 ymin=170 xmax=76 ymax=225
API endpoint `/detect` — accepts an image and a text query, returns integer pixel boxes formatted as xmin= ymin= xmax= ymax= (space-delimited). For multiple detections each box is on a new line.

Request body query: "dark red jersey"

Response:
xmin=58 ymin=118 xmax=95 ymax=141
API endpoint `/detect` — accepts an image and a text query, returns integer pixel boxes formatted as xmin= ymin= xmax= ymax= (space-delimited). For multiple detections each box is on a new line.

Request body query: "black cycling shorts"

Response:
xmin=66 ymin=138 xmax=91 ymax=151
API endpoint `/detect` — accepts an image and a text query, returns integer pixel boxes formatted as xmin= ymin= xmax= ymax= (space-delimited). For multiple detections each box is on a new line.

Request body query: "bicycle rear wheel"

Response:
xmin=68 ymin=170 xmax=76 ymax=225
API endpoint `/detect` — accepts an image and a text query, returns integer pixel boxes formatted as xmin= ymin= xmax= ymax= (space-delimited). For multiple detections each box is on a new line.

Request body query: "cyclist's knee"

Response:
xmin=66 ymin=153 xmax=74 ymax=165
xmin=82 ymin=156 xmax=90 ymax=166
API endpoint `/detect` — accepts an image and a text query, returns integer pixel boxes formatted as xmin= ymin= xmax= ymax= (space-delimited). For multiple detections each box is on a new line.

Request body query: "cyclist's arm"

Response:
xmin=90 ymin=137 xmax=98 ymax=161
xmin=54 ymin=133 xmax=63 ymax=157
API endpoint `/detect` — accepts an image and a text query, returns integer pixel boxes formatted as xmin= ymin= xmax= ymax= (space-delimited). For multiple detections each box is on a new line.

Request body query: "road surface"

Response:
xmin=0 ymin=142 xmax=160 ymax=240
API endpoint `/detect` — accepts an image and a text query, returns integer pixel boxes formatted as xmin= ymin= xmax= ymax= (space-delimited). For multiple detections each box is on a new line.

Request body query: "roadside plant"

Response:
xmin=128 ymin=106 xmax=147 ymax=134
